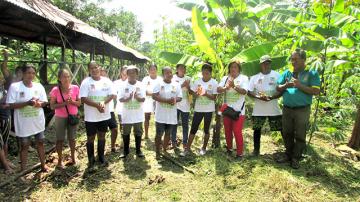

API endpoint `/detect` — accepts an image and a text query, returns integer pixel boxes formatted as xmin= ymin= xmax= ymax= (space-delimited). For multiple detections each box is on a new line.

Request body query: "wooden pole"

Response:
xmin=72 ymin=49 xmax=76 ymax=72
xmin=40 ymin=36 xmax=48 ymax=85
xmin=61 ymin=46 xmax=65 ymax=68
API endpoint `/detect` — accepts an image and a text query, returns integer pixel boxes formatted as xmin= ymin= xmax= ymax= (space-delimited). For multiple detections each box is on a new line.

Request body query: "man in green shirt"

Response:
xmin=276 ymin=49 xmax=320 ymax=169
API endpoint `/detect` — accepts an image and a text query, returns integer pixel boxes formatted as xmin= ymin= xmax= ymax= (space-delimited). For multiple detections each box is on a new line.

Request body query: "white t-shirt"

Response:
xmin=248 ymin=70 xmax=282 ymax=116
xmin=172 ymin=75 xmax=191 ymax=112
xmin=191 ymin=78 xmax=218 ymax=112
xmin=6 ymin=81 xmax=47 ymax=137
xmin=142 ymin=76 xmax=162 ymax=113
xmin=154 ymin=80 xmax=182 ymax=124
xmin=113 ymin=79 xmax=127 ymax=115
xmin=79 ymin=76 xmax=116 ymax=122
xmin=219 ymin=75 xmax=249 ymax=115
xmin=118 ymin=81 xmax=145 ymax=124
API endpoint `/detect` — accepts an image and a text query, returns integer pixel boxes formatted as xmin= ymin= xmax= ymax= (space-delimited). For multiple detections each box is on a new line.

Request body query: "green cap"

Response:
xmin=259 ymin=55 xmax=272 ymax=64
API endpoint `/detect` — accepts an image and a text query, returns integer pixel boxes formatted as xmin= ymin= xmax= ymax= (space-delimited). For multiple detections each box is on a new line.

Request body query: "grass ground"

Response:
xmin=0 ymin=117 xmax=359 ymax=202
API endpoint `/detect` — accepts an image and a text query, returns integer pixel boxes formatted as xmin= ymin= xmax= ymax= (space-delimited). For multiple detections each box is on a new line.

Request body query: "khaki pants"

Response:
xmin=122 ymin=122 xmax=143 ymax=137
xmin=282 ymin=106 xmax=310 ymax=160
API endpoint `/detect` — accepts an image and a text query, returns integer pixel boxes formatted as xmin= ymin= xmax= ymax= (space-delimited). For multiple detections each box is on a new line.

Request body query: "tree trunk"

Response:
xmin=212 ymin=104 xmax=222 ymax=148
xmin=348 ymin=105 xmax=360 ymax=149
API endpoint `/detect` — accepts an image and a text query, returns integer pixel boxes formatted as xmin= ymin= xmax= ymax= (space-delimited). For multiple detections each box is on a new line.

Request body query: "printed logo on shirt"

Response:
xmin=160 ymin=102 xmax=175 ymax=109
xmin=20 ymin=92 xmax=25 ymax=98
xmin=171 ymin=85 xmax=176 ymax=93
xmin=101 ymin=83 xmax=110 ymax=91
xmin=90 ymin=84 xmax=95 ymax=91
xmin=269 ymin=77 xmax=276 ymax=85
xmin=124 ymin=100 xmax=141 ymax=110
xmin=160 ymin=86 xmax=165 ymax=92
xmin=207 ymin=84 xmax=213 ymax=94
xmin=226 ymin=91 xmax=240 ymax=103
xmin=19 ymin=106 xmax=39 ymax=118
xmin=89 ymin=95 xmax=106 ymax=102
xmin=34 ymin=90 xmax=39 ymax=96
xmin=197 ymin=96 xmax=211 ymax=106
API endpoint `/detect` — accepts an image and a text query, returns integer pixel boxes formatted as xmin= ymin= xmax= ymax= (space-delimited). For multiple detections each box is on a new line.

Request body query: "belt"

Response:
xmin=284 ymin=105 xmax=310 ymax=109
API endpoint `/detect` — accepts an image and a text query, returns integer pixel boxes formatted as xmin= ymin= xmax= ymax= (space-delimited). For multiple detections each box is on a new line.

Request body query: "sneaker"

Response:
xmin=199 ymin=148 xmax=206 ymax=156
xmin=136 ymin=151 xmax=145 ymax=158
xmin=120 ymin=153 xmax=128 ymax=159
xmin=180 ymin=150 xmax=189 ymax=157
xmin=290 ymin=159 xmax=300 ymax=169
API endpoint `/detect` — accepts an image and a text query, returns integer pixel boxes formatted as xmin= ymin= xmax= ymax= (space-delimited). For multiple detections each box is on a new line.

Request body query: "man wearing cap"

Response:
xmin=248 ymin=55 xmax=283 ymax=156
xmin=276 ymin=49 xmax=320 ymax=169
xmin=118 ymin=65 xmax=146 ymax=158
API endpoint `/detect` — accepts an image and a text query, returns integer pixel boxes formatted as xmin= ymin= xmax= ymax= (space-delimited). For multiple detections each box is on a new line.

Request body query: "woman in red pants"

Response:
xmin=217 ymin=61 xmax=249 ymax=160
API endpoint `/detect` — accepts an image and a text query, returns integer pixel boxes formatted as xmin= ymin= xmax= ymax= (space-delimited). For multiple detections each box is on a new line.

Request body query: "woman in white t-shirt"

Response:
xmin=152 ymin=67 xmax=182 ymax=159
xmin=142 ymin=64 xmax=162 ymax=139
xmin=248 ymin=55 xmax=282 ymax=156
xmin=118 ymin=66 xmax=146 ymax=158
xmin=171 ymin=64 xmax=191 ymax=149
xmin=79 ymin=61 xmax=116 ymax=168
xmin=181 ymin=63 xmax=218 ymax=156
xmin=217 ymin=61 xmax=249 ymax=160
xmin=7 ymin=65 xmax=49 ymax=172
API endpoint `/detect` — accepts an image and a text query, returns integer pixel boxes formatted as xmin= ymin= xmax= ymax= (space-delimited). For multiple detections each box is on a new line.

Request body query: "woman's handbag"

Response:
xmin=59 ymin=86 xmax=79 ymax=126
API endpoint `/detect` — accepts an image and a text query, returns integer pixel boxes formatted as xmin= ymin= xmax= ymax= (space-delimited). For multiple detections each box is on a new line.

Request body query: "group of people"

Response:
xmin=0 ymin=48 xmax=320 ymax=174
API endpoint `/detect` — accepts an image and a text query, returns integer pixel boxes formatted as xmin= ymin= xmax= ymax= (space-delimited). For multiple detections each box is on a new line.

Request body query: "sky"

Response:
xmin=99 ymin=0 xmax=191 ymax=43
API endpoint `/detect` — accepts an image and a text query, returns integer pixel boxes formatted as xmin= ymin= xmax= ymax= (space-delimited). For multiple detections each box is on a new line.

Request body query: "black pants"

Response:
xmin=190 ymin=112 xmax=213 ymax=135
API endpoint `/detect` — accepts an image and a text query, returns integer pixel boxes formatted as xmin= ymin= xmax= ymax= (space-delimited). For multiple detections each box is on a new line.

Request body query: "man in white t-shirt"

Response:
xmin=118 ymin=66 xmax=146 ymax=158
xmin=7 ymin=65 xmax=49 ymax=172
xmin=142 ymin=65 xmax=162 ymax=139
xmin=80 ymin=61 xmax=116 ymax=168
xmin=152 ymin=67 xmax=182 ymax=159
xmin=171 ymin=64 xmax=191 ymax=149
xmin=100 ymin=67 xmax=119 ymax=153
xmin=248 ymin=55 xmax=282 ymax=156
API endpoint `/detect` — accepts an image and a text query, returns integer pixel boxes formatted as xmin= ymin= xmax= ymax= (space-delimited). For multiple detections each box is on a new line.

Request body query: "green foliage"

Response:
xmin=52 ymin=0 xmax=143 ymax=49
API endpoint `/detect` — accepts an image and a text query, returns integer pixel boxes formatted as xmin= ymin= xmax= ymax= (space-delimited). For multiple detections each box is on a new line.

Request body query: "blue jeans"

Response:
xmin=171 ymin=109 xmax=190 ymax=146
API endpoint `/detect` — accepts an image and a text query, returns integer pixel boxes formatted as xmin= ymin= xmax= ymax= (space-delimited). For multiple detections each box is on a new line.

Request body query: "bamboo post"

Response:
xmin=40 ymin=36 xmax=48 ymax=84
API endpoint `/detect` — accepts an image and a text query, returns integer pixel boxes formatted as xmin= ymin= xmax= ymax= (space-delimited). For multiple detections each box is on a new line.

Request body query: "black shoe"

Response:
xmin=252 ymin=150 xmax=260 ymax=156
xmin=290 ymin=159 xmax=300 ymax=169
xmin=111 ymin=148 xmax=116 ymax=153
xmin=86 ymin=142 xmax=95 ymax=168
